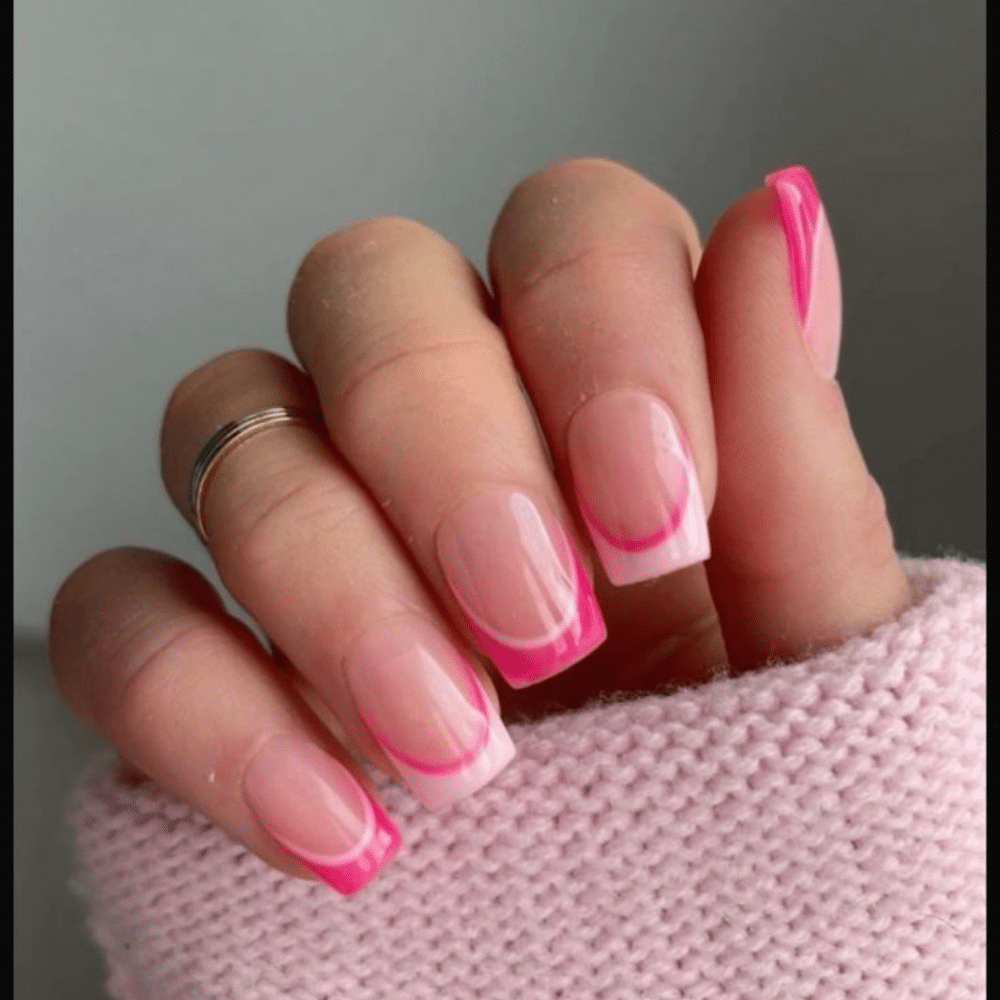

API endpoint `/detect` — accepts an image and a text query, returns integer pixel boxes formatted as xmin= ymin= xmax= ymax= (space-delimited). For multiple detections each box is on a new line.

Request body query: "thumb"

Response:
xmin=695 ymin=166 xmax=912 ymax=670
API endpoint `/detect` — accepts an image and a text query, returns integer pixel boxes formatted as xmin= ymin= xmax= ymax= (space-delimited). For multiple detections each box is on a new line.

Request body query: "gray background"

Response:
xmin=14 ymin=1 xmax=985 ymax=997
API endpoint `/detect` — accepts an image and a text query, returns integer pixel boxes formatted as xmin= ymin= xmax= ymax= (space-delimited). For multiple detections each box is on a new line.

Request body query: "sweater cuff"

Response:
xmin=70 ymin=557 xmax=985 ymax=1000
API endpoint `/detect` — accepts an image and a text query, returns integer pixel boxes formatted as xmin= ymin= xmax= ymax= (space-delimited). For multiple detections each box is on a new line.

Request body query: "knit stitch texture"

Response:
xmin=69 ymin=558 xmax=986 ymax=999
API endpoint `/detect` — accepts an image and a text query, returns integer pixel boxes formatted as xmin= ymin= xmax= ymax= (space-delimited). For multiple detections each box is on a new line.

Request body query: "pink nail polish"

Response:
xmin=242 ymin=734 xmax=401 ymax=895
xmin=568 ymin=389 xmax=710 ymax=586
xmin=436 ymin=489 xmax=607 ymax=688
xmin=765 ymin=165 xmax=843 ymax=379
xmin=346 ymin=617 xmax=515 ymax=811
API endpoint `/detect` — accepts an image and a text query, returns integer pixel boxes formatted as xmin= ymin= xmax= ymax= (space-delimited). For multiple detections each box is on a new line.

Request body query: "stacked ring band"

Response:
xmin=188 ymin=405 xmax=319 ymax=542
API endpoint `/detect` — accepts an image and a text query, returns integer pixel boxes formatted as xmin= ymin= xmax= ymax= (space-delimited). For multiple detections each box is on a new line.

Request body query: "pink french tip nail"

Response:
xmin=568 ymin=388 xmax=710 ymax=586
xmin=242 ymin=734 xmax=401 ymax=896
xmin=764 ymin=165 xmax=843 ymax=379
xmin=346 ymin=617 xmax=515 ymax=811
xmin=436 ymin=488 xmax=607 ymax=689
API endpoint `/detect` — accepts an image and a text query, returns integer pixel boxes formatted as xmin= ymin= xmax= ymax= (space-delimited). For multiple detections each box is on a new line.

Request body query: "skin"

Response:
xmin=49 ymin=158 xmax=911 ymax=884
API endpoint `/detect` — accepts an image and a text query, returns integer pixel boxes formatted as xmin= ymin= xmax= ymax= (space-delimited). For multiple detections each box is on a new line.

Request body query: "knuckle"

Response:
xmin=51 ymin=546 xmax=138 ymax=619
xmin=302 ymin=215 xmax=445 ymax=266
xmin=159 ymin=349 xmax=307 ymax=510
xmin=334 ymin=332 xmax=505 ymax=431
xmin=288 ymin=218 xmax=460 ymax=351
xmin=110 ymin=621 xmax=215 ymax=744
xmin=510 ymin=156 xmax=636 ymax=198
xmin=492 ymin=158 xmax=700 ymax=290
xmin=49 ymin=548 xmax=221 ymax=725
xmin=162 ymin=349 xmax=292 ymax=433
xmin=48 ymin=548 xmax=125 ymax=710
xmin=286 ymin=216 xmax=486 ymax=408
xmin=221 ymin=476 xmax=360 ymax=592
xmin=49 ymin=547 xmax=149 ymax=664
xmin=537 ymin=157 xmax=699 ymax=236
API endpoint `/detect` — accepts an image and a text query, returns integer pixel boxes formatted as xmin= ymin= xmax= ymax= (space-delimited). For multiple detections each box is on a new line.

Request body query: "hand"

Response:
xmin=49 ymin=158 xmax=911 ymax=895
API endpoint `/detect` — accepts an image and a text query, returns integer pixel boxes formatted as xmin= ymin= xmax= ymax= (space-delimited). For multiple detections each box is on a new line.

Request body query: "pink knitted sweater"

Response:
xmin=70 ymin=558 xmax=985 ymax=999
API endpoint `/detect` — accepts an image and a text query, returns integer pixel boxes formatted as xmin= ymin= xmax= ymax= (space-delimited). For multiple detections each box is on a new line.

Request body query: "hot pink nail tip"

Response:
xmin=292 ymin=797 xmax=402 ymax=896
xmin=468 ymin=549 xmax=607 ymax=689
xmin=765 ymin=165 xmax=823 ymax=328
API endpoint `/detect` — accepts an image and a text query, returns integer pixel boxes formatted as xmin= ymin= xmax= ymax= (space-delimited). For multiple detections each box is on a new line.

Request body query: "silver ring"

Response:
xmin=188 ymin=405 xmax=317 ymax=542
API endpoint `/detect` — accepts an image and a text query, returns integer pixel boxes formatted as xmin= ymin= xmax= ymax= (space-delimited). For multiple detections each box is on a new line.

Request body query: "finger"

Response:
xmin=489 ymin=158 xmax=713 ymax=587
xmin=485 ymin=158 xmax=726 ymax=690
xmin=695 ymin=166 xmax=912 ymax=669
xmin=49 ymin=547 xmax=400 ymax=895
xmin=287 ymin=219 xmax=606 ymax=689
xmin=161 ymin=350 xmax=515 ymax=811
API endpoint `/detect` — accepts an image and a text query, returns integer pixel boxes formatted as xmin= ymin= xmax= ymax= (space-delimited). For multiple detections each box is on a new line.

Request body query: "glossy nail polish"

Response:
xmin=765 ymin=165 xmax=843 ymax=378
xmin=243 ymin=734 xmax=401 ymax=895
xmin=436 ymin=488 xmax=607 ymax=688
xmin=346 ymin=617 xmax=515 ymax=810
xmin=568 ymin=388 xmax=709 ymax=585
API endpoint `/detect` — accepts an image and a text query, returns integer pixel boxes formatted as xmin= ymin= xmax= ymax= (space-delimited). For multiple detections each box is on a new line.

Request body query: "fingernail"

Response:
xmin=345 ymin=617 xmax=516 ymax=811
xmin=568 ymin=388 xmax=710 ymax=586
xmin=764 ymin=165 xmax=843 ymax=379
xmin=243 ymin=734 xmax=401 ymax=895
xmin=436 ymin=488 xmax=607 ymax=688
